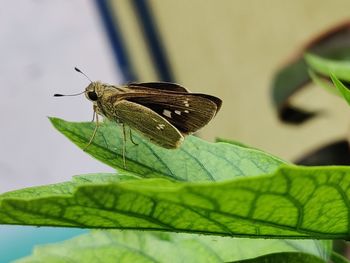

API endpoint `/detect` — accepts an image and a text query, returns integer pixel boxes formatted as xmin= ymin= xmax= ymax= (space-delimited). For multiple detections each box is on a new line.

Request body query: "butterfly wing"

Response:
xmin=114 ymin=100 xmax=184 ymax=148
xmin=125 ymin=92 xmax=221 ymax=134
xmin=127 ymin=83 xmax=221 ymax=113
xmin=130 ymin=82 xmax=189 ymax=92
xmin=106 ymin=83 xmax=222 ymax=135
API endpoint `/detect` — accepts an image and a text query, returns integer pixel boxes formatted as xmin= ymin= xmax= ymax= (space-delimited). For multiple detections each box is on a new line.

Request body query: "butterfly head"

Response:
xmin=85 ymin=81 xmax=104 ymax=102
xmin=54 ymin=68 xmax=105 ymax=103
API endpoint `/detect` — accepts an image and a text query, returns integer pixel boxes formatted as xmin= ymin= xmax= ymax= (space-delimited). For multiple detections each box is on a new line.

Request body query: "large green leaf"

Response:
xmin=50 ymin=117 xmax=286 ymax=182
xmin=234 ymin=253 xmax=326 ymax=263
xmin=14 ymin=231 xmax=331 ymax=263
xmin=1 ymin=166 xmax=350 ymax=239
xmin=2 ymin=118 xmax=340 ymax=262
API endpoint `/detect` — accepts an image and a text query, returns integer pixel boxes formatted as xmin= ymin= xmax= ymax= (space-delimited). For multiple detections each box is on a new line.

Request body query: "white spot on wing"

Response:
xmin=184 ymin=110 xmax=189 ymax=113
xmin=183 ymin=99 xmax=190 ymax=107
xmin=156 ymin=124 xmax=165 ymax=130
xmin=163 ymin=109 xmax=172 ymax=118
xmin=175 ymin=110 xmax=181 ymax=115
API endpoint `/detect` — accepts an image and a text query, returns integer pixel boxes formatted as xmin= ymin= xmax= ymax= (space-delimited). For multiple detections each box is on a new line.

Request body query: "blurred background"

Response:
xmin=1 ymin=0 xmax=350 ymax=261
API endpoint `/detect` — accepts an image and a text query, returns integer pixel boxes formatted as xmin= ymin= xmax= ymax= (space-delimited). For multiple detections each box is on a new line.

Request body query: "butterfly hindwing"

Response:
xmin=113 ymin=100 xmax=184 ymax=148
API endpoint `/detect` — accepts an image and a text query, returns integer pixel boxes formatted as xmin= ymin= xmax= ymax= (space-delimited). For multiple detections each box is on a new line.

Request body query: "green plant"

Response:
xmin=0 ymin=111 xmax=349 ymax=262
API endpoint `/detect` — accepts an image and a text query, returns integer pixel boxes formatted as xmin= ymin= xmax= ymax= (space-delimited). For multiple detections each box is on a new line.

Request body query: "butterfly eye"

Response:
xmin=87 ymin=91 xmax=98 ymax=101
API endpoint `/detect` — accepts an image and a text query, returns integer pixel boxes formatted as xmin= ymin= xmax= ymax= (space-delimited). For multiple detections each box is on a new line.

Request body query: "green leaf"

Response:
xmin=305 ymin=53 xmax=350 ymax=82
xmin=308 ymin=69 xmax=340 ymax=96
xmin=331 ymin=251 xmax=350 ymax=263
xmin=271 ymin=58 xmax=310 ymax=109
xmin=271 ymin=57 xmax=318 ymax=124
xmin=215 ymin=138 xmax=276 ymax=153
xmin=271 ymin=23 xmax=350 ymax=124
xmin=49 ymin=117 xmax=286 ymax=182
xmin=330 ymin=74 xmax=350 ymax=106
xmin=234 ymin=252 xmax=326 ymax=263
xmin=1 ymin=166 xmax=350 ymax=239
xmin=14 ymin=231 xmax=330 ymax=263
xmin=215 ymin=137 xmax=255 ymax=149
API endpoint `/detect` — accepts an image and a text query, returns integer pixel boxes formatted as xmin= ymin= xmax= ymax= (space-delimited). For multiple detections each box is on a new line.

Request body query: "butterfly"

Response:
xmin=55 ymin=68 xmax=222 ymax=167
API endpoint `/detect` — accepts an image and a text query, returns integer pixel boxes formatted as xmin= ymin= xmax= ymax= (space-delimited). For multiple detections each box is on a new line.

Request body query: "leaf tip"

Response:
xmin=48 ymin=117 xmax=65 ymax=130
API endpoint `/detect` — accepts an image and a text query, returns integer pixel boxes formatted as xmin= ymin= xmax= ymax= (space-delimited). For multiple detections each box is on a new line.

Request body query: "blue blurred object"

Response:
xmin=94 ymin=0 xmax=174 ymax=82
xmin=0 ymin=226 xmax=86 ymax=262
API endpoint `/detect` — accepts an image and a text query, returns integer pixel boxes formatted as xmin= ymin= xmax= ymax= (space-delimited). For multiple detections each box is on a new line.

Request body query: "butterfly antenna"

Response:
xmin=75 ymin=67 xmax=92 ymax=83
xmin=54 ymin=67 xmax=91 ymax=97
xmin=54 ymin=90 xmax=85 ymax=97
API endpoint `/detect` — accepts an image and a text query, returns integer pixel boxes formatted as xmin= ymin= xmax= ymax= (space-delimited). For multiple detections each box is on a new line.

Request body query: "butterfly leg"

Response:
xmin=129 ymin=128 xmax=138 ymax=146
xmin=84 ymin=107 xmax=99 ymax=151
xmin=122 ymin=123 xmax=127 ymax=168
xmin=91 ymin=109 xmax=96 ymax=122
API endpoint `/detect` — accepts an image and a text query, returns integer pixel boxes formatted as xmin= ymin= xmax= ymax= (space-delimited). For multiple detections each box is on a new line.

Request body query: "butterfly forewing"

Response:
xmin=128 ymin=82 xmax=221 ymax=113
xmin=113 ymin=100 xmax=184 ymax=148
xmin=126 ymin=83 xmax=221 ymax=111
xmin=130 ymin=82 xmax=189 ymax=92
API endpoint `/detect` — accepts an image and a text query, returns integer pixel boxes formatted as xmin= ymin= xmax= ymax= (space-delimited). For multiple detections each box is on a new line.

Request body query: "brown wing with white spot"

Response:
xmin=126 ymin=93 xmax=221 ymax=134
xmin=113 ymin=100 xmax=184 ymax=148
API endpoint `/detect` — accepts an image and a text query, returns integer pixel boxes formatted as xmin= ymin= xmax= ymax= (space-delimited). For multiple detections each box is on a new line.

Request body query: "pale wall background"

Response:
xmin=1 ymin=0 xmax=350 ymax=194
xmin=150 ymin=0 xmax=350 ymax=162
xmin=0 ymin=1 xmax=118 ymax=193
